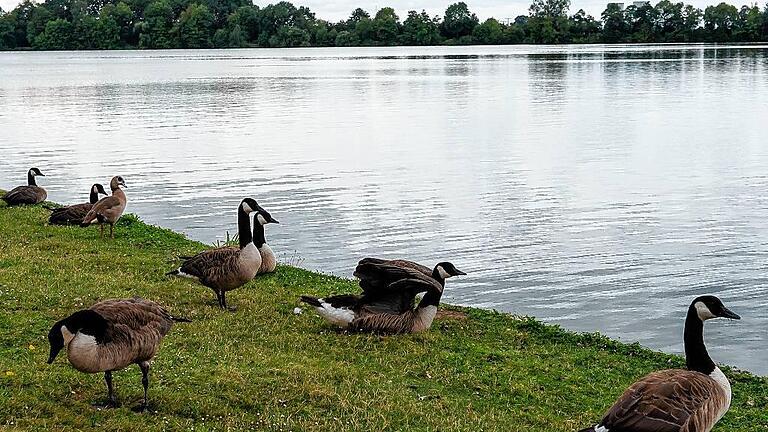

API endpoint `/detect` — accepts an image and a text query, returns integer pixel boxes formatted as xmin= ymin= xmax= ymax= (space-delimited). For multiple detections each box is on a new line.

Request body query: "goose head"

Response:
xmin=691 ymin=295 xmax=740 ymax=322
xmin=110 ymin=176 xmax=126 ymax=190
xmin=92 ymin=183 xmax=108 ymax=196
xmin=47 ymin=310 xmax=108 ymax=364
xmin=240 ymin=198 xmax=260 ymax=214
xmin=29 ymin=167 xmax=45 ymax=177
xmin=434 ymin=262 xmax=466 ymax=281
xmin=255 ymin=206 xmax=279 ymax=226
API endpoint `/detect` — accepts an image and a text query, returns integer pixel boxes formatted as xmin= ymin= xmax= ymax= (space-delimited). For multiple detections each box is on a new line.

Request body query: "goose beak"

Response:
xmin=720 ymin=307 xmax=740 ymax=320
xmin=454 ymin=269 xmax=467 ymax=276
xmin=271 ymin=218 xmax=280 ymax=224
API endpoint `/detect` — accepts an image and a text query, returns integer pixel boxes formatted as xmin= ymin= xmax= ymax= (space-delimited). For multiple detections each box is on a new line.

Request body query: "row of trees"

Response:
xmin=1 ymin=0 xmax=768 ymax=50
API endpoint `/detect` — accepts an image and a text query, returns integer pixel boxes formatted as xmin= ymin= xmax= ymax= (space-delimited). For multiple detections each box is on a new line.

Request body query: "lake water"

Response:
xmin=1 ymin=44 xmax=767 ymax=375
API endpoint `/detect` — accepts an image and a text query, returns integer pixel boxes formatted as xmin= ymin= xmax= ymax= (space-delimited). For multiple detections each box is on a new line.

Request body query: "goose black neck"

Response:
xmin=417 ymin=288 xmax=443 ymax=308
xmin=89 ymin=189 xmax=99 ymax=204
xmin=253 ymin=219 xmax=266 ymax=248
xmin=28 ymin=171 xmax=36 ymax=186
xmin=431 ymin=268 xmax=446 ymax=287
xmin=237 ymin=208 xmax=253 ymax=248
xmin=684 ymin=306 xmax=716 ymax=374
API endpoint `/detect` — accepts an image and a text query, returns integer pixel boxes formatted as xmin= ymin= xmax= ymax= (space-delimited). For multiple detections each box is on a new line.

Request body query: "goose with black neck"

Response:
xmin=252 ymin=204 xmax=279 ymax=274
xmin=167 ymin=198 xmax=262 ymax=310
xmin=578 ymin=295 xmax=740 ymax=432
xmin=1 ymin=167 xmax=47 ymax=206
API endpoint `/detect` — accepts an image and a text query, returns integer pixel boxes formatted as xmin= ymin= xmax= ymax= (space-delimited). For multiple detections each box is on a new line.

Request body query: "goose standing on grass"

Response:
xmin=578 ymin=295 xmax=740 ymax=432
xmin=80 ymin=176 xmax=127 ymax=238
xmin=1 ymin=167 xmax=47 ymax=206
xmin=167 ymin=198 xmax=267 ymax=310
xmin=48 ymin=183 xmax=108 ymax=225
xmin=253 ymin=206 xmax=279 ymax=274
xmin=300 ymin=259 xmax=465 ymax=333
xmin=47 ymin=297 xmax=190 ymax=412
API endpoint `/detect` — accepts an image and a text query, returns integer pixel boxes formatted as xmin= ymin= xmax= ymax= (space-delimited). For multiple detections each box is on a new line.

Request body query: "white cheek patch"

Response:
xmin=257 ymin=214 xmax=267 ymax=225
xmin=437 ymin=266 xmax=451 ymax=279
xmin=695 ymin=301 xmax=717 ymax=321
xmin=61 ymin=326 xmax=75 ymax=345
xmin=242 ymin=202 xmax=253 ymax=213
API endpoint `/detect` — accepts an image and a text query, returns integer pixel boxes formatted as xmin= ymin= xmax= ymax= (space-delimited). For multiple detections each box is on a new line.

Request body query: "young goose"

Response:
xmin=300 ymin=260 xmax=465 ymax=334
xmin=80 ymin=176 xmax=127 ymax=238
xmin=47 ymin=297 xmax=190 ymax=412
xmin=1 ymin=167 xmax=47 ymax=206
xmin=167 ymin=198 xmax=263 ymax=310
xmin=253 ymin=205 xmax=279 ymax=274
xmin=578 ymin=295 xmax=740 ymax=432
xmin=48 ymin=183 xmax=108 ymax=225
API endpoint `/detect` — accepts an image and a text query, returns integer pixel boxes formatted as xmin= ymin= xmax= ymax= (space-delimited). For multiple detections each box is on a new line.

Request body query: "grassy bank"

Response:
xmin=0 ymin=196 xmax=766 ymax=431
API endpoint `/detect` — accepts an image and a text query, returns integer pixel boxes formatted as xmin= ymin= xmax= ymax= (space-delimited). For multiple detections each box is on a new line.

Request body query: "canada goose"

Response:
xmin=80 ymin=176 xmax=127 ymax=238
xmin=300 ymin=260 xmax=465 ymax=333
xmin=1 ymin=167 xmax=47 ymax=206
xmin=47 ymin=297 xmax=190 ymax=412
xmin=253 ymin=206 xmax=279 ymax=274
xmin=48 ymin=183 xmax=108 ymax=225
xmin=166 ymin=198 xmax=265 ymax=310
xmin=578 ymin=295 xmax=740 ymax=432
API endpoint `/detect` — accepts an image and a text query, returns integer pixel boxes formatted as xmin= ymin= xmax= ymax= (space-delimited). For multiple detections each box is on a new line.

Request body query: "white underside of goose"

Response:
xmin=710 ymin=367 xmax=731 ymax=420
xmin=314 ymin=300 xmax=355 ymax=327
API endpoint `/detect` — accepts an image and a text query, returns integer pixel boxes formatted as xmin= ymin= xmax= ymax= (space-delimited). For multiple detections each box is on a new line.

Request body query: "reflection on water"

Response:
xmin=1 ymin=44 xmax=767 ymax=374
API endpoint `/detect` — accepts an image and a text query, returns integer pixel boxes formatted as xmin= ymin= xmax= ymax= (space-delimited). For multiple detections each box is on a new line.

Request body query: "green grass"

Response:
xmin=0 ymin=196 xmax=766 ymax=431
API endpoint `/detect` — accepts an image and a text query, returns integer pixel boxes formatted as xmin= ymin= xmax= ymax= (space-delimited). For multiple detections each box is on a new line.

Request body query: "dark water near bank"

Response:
xmin=1 ymin=44 xmax=767 ymax=374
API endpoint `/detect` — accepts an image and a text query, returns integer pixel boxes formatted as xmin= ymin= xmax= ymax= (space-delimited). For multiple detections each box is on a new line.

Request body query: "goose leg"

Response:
xmin=132 ymin=361 xmax=150 ymax=412
xmin=99 ymin=224 xmax=104 ymax=238
xmin=216 ymin=291 xmax=224 ymax=309
xmin=94 ymin=371 xmax=118 ymax=409
xmin=110 ymin=224 xmax=114 ymax=239
xmin=221 ymin=291 xmax=237 ymax=312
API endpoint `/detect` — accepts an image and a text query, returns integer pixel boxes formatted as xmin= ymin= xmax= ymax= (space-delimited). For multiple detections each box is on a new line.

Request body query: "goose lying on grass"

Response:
xmin=301 ymin=259 xmax=465 ymax=333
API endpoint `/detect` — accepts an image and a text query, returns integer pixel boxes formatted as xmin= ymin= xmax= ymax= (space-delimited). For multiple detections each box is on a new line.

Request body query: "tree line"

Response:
xmin=1 ymin=0 xmax=767 ymax=50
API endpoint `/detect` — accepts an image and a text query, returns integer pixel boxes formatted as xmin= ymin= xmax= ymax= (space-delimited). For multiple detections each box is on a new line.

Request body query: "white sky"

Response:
xmin=1 ymin=0 xmax=753 ymax=21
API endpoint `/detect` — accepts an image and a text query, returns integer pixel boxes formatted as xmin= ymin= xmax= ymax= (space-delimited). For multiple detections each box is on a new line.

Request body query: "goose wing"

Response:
xmin=598 ymin=369 xmax=725 ymax=432
xmin=82 ymin=196 xmax=123 ymax=223
xmin=2 ymin=186 xmax=45 ymax=205
xmin=49 ymin=203 xmax=92 ymax=225
xmin=361 ymin=277 xmax=441 ymax=315
xmin=90 ymin=298 xmax=175 ymax=343
xmin=357 ymin=257 xmax=432 ymax=277
xmin=353 ymin=261 xmax=434 ymax=296
xmin=179 ymin=246 xmax=241 ymax=282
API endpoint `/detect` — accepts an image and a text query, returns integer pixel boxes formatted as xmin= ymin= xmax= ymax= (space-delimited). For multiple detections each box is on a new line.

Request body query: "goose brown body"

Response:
xmin=47 ymin=297 xmax=188 ymax=410
xmin=81 ymin=176 xmax=127 ymax=238
xmin=2 ymin=168 xmax=47 ymax=206
xmin=49 ymin=184 xmax=107 ymax=226
xmin=588 ymin=369 xmax=729 ymax=432
xmin=65 ymin=298 xmax=176 ymax=373
xmin=301 ymin=259 xmax=465 ymax=334
xmin=579 ymin=295 xmax=740 ymax=432
xmin=168 ymin=198 xmax=267 ymax=309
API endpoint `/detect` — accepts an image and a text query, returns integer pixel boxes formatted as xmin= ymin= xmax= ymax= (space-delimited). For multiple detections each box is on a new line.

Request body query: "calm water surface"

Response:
xmin=1 ymin=45 xmax=767 ymax=374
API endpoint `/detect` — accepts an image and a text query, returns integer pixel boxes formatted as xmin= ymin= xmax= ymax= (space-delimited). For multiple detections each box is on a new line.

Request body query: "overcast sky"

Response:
xmin=1 ymin=0 xmax=748 ymax=22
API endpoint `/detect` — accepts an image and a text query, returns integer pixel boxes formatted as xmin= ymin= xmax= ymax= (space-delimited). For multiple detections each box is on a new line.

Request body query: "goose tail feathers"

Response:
xmin=300 ymin=296 xmax=322 ymax=307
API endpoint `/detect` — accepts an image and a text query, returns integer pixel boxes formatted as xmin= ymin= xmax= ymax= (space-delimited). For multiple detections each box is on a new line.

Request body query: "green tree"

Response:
xmin=372 ymin=7 xmax=400 ymax=45
xmin=601 ymin=3 xmax=628 ymax=42
xmin=401 ymin=10 xmax=441 ymax=45
xmin=269 ymin=24 xmax=309 ymax=46
xmin=137 ymin=0 xmax=175 ymax=48
xmin=626 ymin=4 xmax=657 ymax=42
xmin=26 ymin=5 xmax=54 ymax=45
xmin=704 ymin=2 xmax=739 ymax=41
xmin=334 ymin=29 xmax=359 ymax=46
xmin=527 ymin=0 xmax=571 ymax=43
xmin=472 ymin=17 xmax=505 ymax=44
xmin=0 ymin=9 xmax=18 ymax=48
xmin=734 ymin=5 xmax=762 ymax=41
xmin=227 ymin=5 xmax=259 ymax=42
xmin=100 ymin=2 xmax=134 ymax=46
xmin=34 ymin=17 xmax=74 ymax=49
xmin=175 ymin=3 xmax=214 ymax=48
xmin=569 ymin=9 xmax=601 ymax=42
xmin=440 ymin=2 xmax=478 ymax=39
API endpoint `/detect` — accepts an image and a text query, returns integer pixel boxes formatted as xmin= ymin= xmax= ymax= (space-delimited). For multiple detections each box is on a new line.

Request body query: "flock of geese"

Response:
xmin=2 ymin=167 xmax=746 ymax=431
